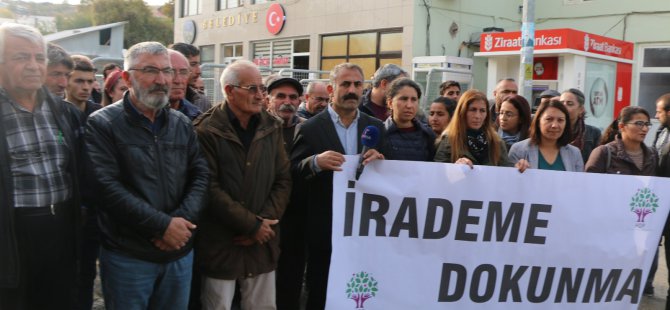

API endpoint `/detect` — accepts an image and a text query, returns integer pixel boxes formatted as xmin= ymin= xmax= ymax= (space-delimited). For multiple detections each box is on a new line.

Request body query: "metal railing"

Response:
xmin=278 ymin=69 xmax=329 ymax=81
xmin=421 ymin=67 xmax=474 ymax=111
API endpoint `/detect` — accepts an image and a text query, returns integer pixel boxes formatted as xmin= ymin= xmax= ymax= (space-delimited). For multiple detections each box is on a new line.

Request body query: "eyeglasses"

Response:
xmin=232 ymin=84 xmax=268 ymax=94
xmin=499 ymin=112 xmax=518 ymax=119
xmin=128 ymin=66 xmax=175 ymax=77
xmin=273 ymin=93 xmax=300 ymax=100
xmin=310 ymin=96 xmax=329 ymax=103
xmin=626 ymin=121 xmax=652 ymax=129
xmin=175 ymin=69 xmax=191 ymax=78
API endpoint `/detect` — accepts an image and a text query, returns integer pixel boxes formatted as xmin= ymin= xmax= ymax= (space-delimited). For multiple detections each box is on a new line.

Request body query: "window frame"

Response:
xmin=218 ymin=0 xmax=240 ymax=11
xmin=181 ymin=0 xmax=200 ymax=17
xmin=320 ymin=28 xmax=403 ymax=78
xmin=635 ymin=44 xmax=670 ymax=117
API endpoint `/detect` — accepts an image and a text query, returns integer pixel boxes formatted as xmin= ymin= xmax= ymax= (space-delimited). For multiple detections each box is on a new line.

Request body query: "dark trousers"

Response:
xmin=0 ymin=202 xmax=76 ymax=310
xmin=305 ymin=247 xmax=330 ymax=310
xmin=276 ymin=209 xmax=306 ymax=310
xmin=76 ymin=208 xmax=100 ymax=310
xmin=646 ymin=249 xmax=659 ymax=289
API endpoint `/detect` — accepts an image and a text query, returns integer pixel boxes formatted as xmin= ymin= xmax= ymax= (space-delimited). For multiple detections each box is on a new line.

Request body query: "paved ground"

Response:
xmin=639 ymin=246 xmax=668 ymax=310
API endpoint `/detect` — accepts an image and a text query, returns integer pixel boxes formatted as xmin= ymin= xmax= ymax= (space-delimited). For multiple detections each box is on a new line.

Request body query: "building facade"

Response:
xmin=174 ymin=0 xmax=670 ymax=115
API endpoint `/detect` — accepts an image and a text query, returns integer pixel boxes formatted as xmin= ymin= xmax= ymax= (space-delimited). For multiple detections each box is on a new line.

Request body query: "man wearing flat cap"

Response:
xmin=535 ymin=89 xmax=561 ymax=113
xmin=263 ymin=75 xmax=307 ymax=310
xmin=265 ymin=75 xmax=305 ymax=153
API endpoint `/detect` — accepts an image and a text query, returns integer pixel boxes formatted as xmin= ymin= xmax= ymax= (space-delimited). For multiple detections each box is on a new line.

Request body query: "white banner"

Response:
xmin=326 ymin=156 xmax=670 ymax=310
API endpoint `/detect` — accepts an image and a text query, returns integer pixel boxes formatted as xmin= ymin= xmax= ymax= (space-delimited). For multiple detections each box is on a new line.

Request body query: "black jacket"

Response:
xmin=0 ymin=88 xmax=84 ymax=288
xmin=85 ymin=94 xmax=209 ymax=263
xmin=384 ymin=117 xmax=436 ymax=161
xmin=291 ymin=110 xmax=390 ymax=251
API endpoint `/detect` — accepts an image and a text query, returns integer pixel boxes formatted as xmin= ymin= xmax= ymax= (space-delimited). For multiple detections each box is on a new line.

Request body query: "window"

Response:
xmin=199 ymin=45 xmax=217 ymax=101
xmin=252 ymin=38 xmax=310 ymax=79
xmin=182 ymin=0 xmax=200 ymax=16
xmin=218 ymin=0 xmax=239 ymax=10
xmin=637 ymin=46 xmax=670 ymax=114
xmin=321 ymin=29 xmax=402 ymax=80
xmin=99 ymin=28 xmax=111 ymax=46
xmin=200 ymin=45 xmax=215 ymax=63
xmin=221 ymin=43 xmax=243 ymax=64
xmin=293 ymin=39 xmax=309 ymax=53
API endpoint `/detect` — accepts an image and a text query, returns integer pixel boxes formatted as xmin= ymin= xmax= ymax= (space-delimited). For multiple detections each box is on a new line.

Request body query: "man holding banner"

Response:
xmin=291 ymin=62 xmax=390 ymax=309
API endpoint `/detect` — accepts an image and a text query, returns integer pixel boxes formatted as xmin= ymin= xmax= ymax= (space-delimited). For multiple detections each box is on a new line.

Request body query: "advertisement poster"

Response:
xmin=584 ymin=60 xmax=616 ymax=131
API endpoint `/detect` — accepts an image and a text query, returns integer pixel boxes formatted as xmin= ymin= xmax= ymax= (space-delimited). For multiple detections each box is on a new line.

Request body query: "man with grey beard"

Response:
xmin=84 ymin=41 xmax=209 ymax=309
xmin=265 ymin=75 xmax=304 ymax=153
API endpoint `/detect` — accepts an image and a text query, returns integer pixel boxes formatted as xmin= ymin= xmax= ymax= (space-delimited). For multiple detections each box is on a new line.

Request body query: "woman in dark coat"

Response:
xmin=383 ymin=77 xmax=436 ymax=161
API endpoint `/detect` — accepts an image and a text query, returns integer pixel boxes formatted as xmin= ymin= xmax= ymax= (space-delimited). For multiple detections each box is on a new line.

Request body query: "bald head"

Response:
xmin=168 ymin=50 xmax=190 ymax=103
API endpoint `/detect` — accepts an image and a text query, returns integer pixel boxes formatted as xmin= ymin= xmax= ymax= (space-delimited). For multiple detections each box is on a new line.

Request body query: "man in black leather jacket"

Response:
xmin=85 ymin=41 xmax=209 ymax=309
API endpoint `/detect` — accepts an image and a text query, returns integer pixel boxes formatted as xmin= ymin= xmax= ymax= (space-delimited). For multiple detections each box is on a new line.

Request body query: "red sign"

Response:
xmin=253 ymin=56 xmax=291 ymax=66
xmin=614 ymin=62 xmax=633 ymax=116
xmin=480 ymin=28 xmax=633 ymax=60
xmin=266 ymin=3 xmax=285 ymax=35
xmin=533 ymin=57 xmax=558 ymax=80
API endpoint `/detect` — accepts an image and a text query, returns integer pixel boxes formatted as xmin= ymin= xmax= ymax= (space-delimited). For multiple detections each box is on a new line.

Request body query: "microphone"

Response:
xmin=356 ymin=126 xmax=380 ymax=180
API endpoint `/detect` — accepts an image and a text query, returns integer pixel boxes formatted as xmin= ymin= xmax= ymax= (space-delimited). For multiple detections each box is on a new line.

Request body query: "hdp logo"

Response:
xmin=346 ymin=271 xmax=378 ymax=309
xmin=630 ymin=188 xmax=659 ymax=227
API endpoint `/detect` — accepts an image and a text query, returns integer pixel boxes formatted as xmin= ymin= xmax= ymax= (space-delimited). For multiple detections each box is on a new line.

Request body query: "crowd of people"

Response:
xmin=2 ymin=22 xmax=670 ymax=310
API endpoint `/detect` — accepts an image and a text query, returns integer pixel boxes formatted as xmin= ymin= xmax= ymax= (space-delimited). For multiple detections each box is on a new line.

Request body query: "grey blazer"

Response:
xmin=508 ymin=138 xmax=584 ymax=172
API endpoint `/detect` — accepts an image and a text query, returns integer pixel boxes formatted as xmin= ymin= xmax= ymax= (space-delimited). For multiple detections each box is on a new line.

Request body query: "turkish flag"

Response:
xmin=266 ymin=3 xmax=285 ymax=35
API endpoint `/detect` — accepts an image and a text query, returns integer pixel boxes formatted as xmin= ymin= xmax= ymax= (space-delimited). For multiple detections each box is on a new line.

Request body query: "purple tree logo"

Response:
xmin=630 ymin=188 xmax=659 ymax=223
xmin=346 ymin=271 xmax=378 ymax=309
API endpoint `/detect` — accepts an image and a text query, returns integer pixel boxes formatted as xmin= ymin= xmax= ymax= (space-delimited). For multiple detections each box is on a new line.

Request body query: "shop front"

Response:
xmin=475 ymin=28 xmax=634 ymax=131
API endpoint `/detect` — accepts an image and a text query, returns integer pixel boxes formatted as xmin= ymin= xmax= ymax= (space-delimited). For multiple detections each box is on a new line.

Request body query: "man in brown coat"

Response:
xmin=194 ymin=60 xmax=291 ymax=310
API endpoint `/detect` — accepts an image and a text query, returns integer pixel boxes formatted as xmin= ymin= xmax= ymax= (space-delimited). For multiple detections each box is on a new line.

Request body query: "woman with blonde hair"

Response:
xmin=434 ymin=89 xmax=510 ymax=167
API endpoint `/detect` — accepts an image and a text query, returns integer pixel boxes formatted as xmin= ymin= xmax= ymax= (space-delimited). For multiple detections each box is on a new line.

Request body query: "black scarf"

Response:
xmin=466 ymin=128 xmax=489 ymax=164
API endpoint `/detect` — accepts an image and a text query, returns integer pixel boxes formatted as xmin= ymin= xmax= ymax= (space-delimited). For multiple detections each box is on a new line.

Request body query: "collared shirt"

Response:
xmin=309 ymin=105 xmax=362 ymax=174
xmin=327 ymin=104 xmax=360 ymax=155
xmin=1 ymin=89 xmax=71 ymax=207
xmin=125 ymin=99 xmax=166 ymax=135
xmin=225 ymin=103 xmax=259 ymax=152
xmin=311 ymin=104 xmax=361 ymax=173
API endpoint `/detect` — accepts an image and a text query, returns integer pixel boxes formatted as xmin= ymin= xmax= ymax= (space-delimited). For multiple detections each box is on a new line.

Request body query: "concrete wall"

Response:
xmin=412 ymin=0 xmax=523 ymax=90
xmin=534 ymin=1 xmax=670 ymax=43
